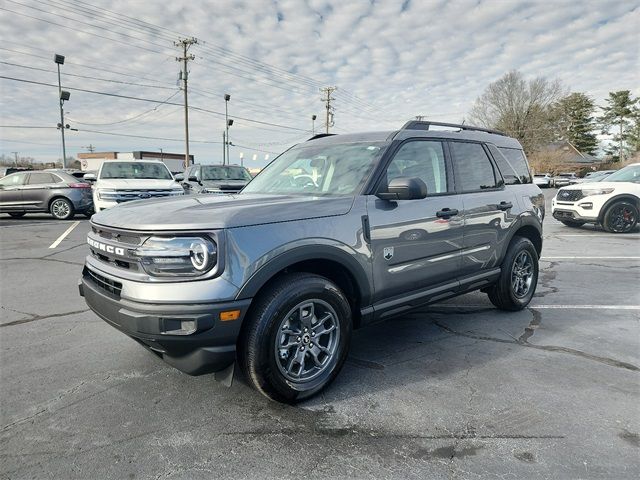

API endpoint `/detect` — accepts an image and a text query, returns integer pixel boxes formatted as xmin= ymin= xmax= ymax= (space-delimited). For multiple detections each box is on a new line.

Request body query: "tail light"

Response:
xmin=68 ymin=183 xmax=91 ymax=188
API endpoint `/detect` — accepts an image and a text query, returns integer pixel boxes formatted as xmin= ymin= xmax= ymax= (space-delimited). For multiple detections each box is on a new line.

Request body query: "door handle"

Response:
xmin=496 ymin=201 xmax=512 ymax=211
xmin=436 ymin=208 xmax=459 ymax=218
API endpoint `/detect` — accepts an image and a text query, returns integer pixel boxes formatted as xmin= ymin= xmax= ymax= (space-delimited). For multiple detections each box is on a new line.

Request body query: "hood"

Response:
xmin=96 ymin=178 xmax=180 ymax=189
xmin=559 ymin=181 xmax=627 ymax=191
xmin=92 ymin=193 xmax=355 ymax=230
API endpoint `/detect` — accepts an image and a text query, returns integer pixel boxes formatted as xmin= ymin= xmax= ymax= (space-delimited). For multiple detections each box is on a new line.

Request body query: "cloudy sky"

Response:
xmin=0 ymin=0 xmax=638 ymax=167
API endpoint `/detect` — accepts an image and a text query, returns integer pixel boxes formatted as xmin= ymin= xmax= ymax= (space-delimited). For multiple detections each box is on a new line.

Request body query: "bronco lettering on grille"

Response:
xmin=87 ymin=237 xmax=125 ymax=256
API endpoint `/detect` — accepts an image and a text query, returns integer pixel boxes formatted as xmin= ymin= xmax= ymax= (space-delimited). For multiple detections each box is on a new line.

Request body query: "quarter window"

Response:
xmin=495 ymin=146 xmax=532 ymax=184
xmin=385 ymin=140 xmax=448 ymax=194
xmin=450 ymin=142 xmax=498 ymax=191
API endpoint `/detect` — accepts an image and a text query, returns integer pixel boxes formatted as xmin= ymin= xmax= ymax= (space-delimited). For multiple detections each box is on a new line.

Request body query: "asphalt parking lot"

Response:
xmin=1 ymin=189 xmax=639 ymax=479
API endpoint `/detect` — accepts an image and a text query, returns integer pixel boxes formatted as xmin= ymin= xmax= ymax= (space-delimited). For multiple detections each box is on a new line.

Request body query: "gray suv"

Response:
xmin=79 ymin=121 xmax=545 ymax=403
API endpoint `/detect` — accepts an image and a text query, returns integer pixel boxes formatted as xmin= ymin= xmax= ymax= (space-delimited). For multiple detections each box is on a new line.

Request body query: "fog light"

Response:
xmin=162 ymin=319 xmax=197 ymax=335
xmin=220 ymin=310 xmax=241 ymax=321
xmin=579 ymin=202 xmax=593 ymax=209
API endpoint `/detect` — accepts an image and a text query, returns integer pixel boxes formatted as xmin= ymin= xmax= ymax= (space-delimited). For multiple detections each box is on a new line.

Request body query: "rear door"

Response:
xmin=367 ymin=139 xmax=464 ymax=302
xmin=449 ymin=141 xmax=517 ymax=276
xmin=22 ymin=172 xmax=60 ymax=210
xmin=0 ymin=172 xmax=28 ymax=211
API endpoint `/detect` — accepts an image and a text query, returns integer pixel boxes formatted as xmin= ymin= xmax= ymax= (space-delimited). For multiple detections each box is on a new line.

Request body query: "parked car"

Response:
xmin=90 ymin=160 xmax=184 ymax=212
xmin=177 ymin=164 xmax=252 ymax=194
xmin=0 ymin=170 xmax=93 ymax=219
xmin=534 ymin=173 xmax=553 ymax=188
xmin=575 ymin=170 xmax=616 ymax=183
xmin=552 ymin=163 xmax=640 ymax=233
xmin=79 ymin=120 xmax=544 ymax=403
xmin=553 ymin=172 xmax=579 ymax=187
xmin=0 ymin=166 xmax=32 ymax=177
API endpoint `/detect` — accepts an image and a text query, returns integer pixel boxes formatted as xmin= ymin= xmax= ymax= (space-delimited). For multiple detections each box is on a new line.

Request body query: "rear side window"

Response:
xmin=494 ymin=146 xmax=532 ymax=184
xmin=386 ymin=140 xmax=448 ymax=194
xmin=450 ymin=141 xmax=499 ymax=192
xmin=27 ymin=173 xmax=56 ymax=184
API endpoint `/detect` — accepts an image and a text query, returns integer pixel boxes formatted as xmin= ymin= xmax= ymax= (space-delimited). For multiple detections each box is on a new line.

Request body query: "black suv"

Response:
xmin=178 ymin=164 xmax=252 ymax=194
xmin=80 ymin=121 xmax=544 ymax=403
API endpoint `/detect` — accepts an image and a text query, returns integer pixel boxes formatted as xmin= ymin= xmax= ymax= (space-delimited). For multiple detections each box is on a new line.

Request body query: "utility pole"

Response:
xmin=619 ymin=116 xmax=624 ymax=162
xmin=174 ymin=37 xmax=198 ymax=170
xmin=83 ymin=144 xmax=95 ymax=153
xmin=320 ymin=86 xmax=337 ymax=134
xmin=11 ymin=152 xmax=18 ymax=166
xmin=415 ymin=115 xmax=426 ymax=121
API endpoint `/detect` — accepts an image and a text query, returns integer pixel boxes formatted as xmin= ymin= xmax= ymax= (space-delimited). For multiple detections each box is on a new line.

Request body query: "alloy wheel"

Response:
xmin=608 ymin=204 xmax=636 ymax=233
xmin=511 ymin=251 xmax=534 ymax=298
xmin=51 ymin=199 xmax=70 ymax=219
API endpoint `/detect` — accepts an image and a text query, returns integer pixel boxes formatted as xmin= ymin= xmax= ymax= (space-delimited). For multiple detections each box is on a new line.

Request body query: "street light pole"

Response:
xmin=239 ymin=152 xmax=244 ymax=167
xmin=311 ymin=114 xmax=317 ymax=135
xmin=224 ymin=94 xmax=231 ymax=165
xmin=54 ymin=54 xmax=67 ymax=168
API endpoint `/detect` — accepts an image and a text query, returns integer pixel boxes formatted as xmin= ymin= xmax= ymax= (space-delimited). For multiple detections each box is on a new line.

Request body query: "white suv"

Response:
xmin=92 ymin=160 xmax=184 ymax=212
xmin=552 ymin=163 xmax=640 ymax=233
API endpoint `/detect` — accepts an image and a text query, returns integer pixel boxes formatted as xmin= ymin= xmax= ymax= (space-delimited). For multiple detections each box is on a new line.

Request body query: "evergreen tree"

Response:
xmin=600 ymin=90 xmax=638 ymax=161
xmin=553 ymin=92 xmax=598 ymax=155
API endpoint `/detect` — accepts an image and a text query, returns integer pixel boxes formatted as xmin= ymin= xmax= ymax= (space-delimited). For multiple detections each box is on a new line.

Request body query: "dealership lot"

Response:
xmin=1 ymin=189 xmax=638 ymax=479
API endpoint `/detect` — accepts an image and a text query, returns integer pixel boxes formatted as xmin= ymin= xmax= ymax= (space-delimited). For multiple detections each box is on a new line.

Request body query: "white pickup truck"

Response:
xmin=87 ymin=160 xmax=184 ymax=212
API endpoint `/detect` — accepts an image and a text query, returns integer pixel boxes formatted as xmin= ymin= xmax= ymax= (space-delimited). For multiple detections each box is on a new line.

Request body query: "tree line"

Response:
xmin=468 ymin=70 xmax=639 ymax=163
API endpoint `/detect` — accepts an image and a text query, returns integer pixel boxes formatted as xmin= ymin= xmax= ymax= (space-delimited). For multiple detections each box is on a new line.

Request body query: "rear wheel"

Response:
xmin=602 ymin=201 xmax=638 ymax=233
xmin=487 ymin=236 xmax=539 ymax=311
xmin=560 ymin=220 xmax=585 ymax=228
xmin=50 ymin=198 xmax=74 ymax=220
xmin=8 ymin=212 xmax=25 ymax=218
xmin=238 ymin=272 xmax=352 ymax=403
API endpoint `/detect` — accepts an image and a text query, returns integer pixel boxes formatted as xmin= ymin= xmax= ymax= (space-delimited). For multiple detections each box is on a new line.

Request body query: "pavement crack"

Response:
xmin=0 ymin=309 xmax=90 ymax=328
xmin=518 ymin=308 xmax=542 ymax=343
xmin=434 ymin=321 xmax=639 ymax=372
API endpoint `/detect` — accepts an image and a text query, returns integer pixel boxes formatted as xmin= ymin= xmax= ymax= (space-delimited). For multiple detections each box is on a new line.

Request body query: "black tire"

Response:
xmin=602 ymin=201 xmax=638 ymax=233
xmin=560 ymin=220 xmax=585 ymax=228
xmin=487 ymin=236 xmax=539 ymax=311
xmin=8 ymin=212 xmax=26 ymax=218
xmin=83 ymin=208 xmax=94 ymax=219
xmin=49 ymin=197 xmax=74 ymax=220
xmin=238 ymin=272 xmax=352 ymax=403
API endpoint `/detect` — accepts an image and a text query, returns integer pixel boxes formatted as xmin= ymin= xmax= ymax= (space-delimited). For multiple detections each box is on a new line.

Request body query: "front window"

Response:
xmin=202 ymin=166 xmax=251 ymax=181
xmin=100 ymin=162 xmax=172 ymax=180
xmin=604 ymin=164 xmax=640 ymax=183
xmin=242 ymin=142 xmax=387 ymax=196
xmin=0 ymin=173 xmax=27 ymax=187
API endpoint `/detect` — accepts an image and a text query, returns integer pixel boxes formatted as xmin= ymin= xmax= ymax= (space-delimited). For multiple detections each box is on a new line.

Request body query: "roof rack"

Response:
xmin=400 ymin=120 xmax=506 ymax=137
xmin=307 ymin=133 xmax=337 ymax=141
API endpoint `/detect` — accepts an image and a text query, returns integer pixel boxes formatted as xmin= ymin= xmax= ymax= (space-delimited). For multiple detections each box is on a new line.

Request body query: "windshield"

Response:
xmin=202 ymin=166 xmax=251 ymax=181
xmin=603 ymin=164 xmax=640 ymax=183
xmin=242 ymin=141 xmax=387 ymax=196
xmin=100 ymin=162 xmax=172 ymax=180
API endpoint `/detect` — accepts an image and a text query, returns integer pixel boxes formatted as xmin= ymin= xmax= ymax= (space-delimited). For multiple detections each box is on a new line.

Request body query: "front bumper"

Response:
xmin=79 ymin=270 xmax=251 ymax=375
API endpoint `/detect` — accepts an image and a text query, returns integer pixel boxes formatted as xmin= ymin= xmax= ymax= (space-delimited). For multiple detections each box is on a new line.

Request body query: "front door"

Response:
xmin=0 ymin=172 xmax=28 ymax=211
xmin=367 ymin=139 xmax=463 ymax=303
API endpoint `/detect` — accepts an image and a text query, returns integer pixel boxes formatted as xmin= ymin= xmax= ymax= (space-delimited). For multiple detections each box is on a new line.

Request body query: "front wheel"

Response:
xmin=602 ymin=201 xmax=638 ymax=233
xmin=238 ymin=272 xmax=352 ymax=403
xmin=50 ymin=198 xmax=74 ymax=220
xmin=487 ymin=236 xmax=539 ymax=311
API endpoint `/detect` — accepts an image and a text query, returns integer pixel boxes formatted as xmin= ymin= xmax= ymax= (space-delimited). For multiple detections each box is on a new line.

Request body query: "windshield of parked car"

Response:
xmin=202 ymin=166 xmax=251 ymax=181
xmin=100 ymin=162 xmax=172 ymax=180
xmin=242 ymin=141 xmax=387 ymax=196
xmin=603 ymin=164 xmax=640 ymax=183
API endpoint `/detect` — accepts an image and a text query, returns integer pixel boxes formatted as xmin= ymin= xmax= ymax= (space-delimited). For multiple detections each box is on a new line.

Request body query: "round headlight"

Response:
xmin=190 ymin=241 xmax=209 ymax=271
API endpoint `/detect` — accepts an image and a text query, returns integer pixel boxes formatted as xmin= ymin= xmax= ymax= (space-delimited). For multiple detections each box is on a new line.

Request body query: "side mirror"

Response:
xmin=377 ymin=177 xmax=427 ymax=201
xmin=188 ymin=175 xmax=198 ymax=182
xmin=174 ymin=173 xmax=184 ymax=182
xmin=83 ymin=173 xmax=96 ymax=181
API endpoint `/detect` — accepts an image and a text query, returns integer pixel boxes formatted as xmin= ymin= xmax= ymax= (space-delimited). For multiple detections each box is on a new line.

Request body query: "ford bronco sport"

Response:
xmin=79 ymin=121 xmax=545 ymax=403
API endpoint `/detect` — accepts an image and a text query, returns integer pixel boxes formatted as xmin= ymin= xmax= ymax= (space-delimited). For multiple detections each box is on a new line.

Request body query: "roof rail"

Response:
xmin=307 ymin=133 xmax=337 ymax=141
xmin=400 ymin=120 xmax=507 ymax=137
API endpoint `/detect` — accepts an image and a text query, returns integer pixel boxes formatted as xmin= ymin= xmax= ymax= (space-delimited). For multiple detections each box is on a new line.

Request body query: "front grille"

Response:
xmin=556 ymin=190 xmax=583 ymax=202
xmin=84 ymin=267 xmax=122 ymax=297
xmin=89 ymin=226 xmax=144 ymax=272
xmin=99 ymin=189 xmax=182 ymax=203
xmin=553 ymin=210 xmax=576 ymax=219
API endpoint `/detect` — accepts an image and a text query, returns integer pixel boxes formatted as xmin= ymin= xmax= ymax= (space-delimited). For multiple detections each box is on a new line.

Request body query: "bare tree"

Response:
xmin=469 ymin=70 xmax=565 ymax=154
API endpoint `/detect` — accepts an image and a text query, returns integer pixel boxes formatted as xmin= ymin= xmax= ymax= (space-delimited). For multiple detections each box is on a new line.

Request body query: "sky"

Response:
xmin=0 ymin=0 xmax=638 ymax=167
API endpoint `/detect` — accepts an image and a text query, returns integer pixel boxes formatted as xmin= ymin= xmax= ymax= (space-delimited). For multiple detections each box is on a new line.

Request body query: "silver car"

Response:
xmin=0 ymin=170 xmax=93 ymax=220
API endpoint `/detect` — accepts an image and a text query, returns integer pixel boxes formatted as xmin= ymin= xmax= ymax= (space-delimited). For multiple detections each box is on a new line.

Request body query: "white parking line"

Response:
xmin=431 ymin=304 xmax=640 ymax=310
xmin=48 ymin=221 xmax=80 ymax=249
xmin=541 ymin=256 xmax=640 ymax=260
